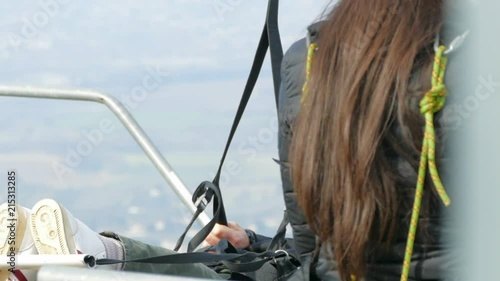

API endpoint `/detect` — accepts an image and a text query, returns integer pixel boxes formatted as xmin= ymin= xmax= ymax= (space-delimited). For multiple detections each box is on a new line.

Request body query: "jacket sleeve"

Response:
xmin=275 ymin=38 xmax=321 ymax=281
xmin=278 ymin=37 xmax=317 ymax=260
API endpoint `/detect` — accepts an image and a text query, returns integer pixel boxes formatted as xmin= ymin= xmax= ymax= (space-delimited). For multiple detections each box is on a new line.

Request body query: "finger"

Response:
xmin=211 ymin=224 xmax=234 ymax=240
xmin=204 ymin=233 xmax=220 ymax=246
xmin=209 ymin=223 xmax=251 ymax=248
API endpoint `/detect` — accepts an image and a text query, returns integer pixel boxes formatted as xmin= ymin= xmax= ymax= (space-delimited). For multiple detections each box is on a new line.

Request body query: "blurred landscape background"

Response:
xmin=0 ymin=0 xmax=331 ymax=249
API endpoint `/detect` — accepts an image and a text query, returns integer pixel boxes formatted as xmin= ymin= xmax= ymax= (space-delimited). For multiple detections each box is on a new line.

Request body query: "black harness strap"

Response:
xmin=96 ymin=1 xmax=288 ymax=278
xmin=174 ymin=0 xmax=283 ymax=253
xmin=97 ymin=249 xmax=286 ymax=273
xmin=266 ymin=0 xmax=284 ymax=108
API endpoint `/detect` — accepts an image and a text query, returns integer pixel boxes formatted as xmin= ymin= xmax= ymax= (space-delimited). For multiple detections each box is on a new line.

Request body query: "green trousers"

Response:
xmin=101 ymin=232 xmax=224 ymax=280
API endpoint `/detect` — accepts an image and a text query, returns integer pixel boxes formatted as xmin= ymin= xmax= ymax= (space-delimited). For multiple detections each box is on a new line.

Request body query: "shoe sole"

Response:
xmin=0 ymin=203 xmax=28 ymax=280
xmin=30 ymin=199 xmax=77 ymax=255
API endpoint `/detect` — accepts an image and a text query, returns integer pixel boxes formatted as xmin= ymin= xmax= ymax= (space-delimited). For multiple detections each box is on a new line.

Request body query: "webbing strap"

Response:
xmin=174 ymin=0 xmax=284 ymax=253
xmin=95 ymin=1 xmax=285 ymax=273
xmin=96 ymin=248 xmax=286 ymax=273
xmin=267 ymin=0 xmax=284 ymax=107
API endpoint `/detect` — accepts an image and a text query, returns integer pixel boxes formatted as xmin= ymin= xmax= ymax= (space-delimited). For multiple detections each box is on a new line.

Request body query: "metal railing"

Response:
xmin=37 ymin=266 xmax=211 ymax=281
xmin=0 ymin=85 xmax=210 ymax=226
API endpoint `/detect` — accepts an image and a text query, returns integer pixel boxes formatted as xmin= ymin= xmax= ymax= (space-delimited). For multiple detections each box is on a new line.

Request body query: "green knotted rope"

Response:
xmin=400 ymin=45 xmax=451 ymax=281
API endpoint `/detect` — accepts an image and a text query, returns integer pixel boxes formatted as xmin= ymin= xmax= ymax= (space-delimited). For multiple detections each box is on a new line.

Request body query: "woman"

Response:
xmin=1 ymin=0 xmax=469 ymax=280
xmin=224 ymin=0 xmax=468 ymax=280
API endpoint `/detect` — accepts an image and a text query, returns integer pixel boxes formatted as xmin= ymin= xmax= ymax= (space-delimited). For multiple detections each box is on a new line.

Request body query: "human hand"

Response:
xmin=204 ymin=221 xmax=250 ymax=249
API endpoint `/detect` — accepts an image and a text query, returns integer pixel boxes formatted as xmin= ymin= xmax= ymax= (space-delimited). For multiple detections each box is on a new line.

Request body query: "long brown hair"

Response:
xmin=290 ymin=0 xmax=443 ymax=279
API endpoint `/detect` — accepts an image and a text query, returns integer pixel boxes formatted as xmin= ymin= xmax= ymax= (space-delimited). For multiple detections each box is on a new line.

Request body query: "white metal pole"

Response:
xmin=37 ymin=265 xmax=208 ymax=281
xmin=0 ymin=254 xmax=94 ymax=269
xmin=0 ymin=86 xmax=210 ymax=226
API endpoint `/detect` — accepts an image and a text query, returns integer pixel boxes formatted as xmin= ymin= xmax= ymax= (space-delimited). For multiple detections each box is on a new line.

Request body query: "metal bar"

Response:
xmin=0 ymin=85 xmax=210 ymax=226
xmin=37 ymin=265 xmax=209 ymax=281
xmin=0 ymin=254 xmax=94 ymax=269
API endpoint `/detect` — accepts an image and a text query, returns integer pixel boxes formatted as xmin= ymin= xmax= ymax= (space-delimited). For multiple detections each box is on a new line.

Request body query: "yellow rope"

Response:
xmin=400 ymin=45 xmax=451 ymax=281
xmin=301 ymin=43 xmax=317 ymax=103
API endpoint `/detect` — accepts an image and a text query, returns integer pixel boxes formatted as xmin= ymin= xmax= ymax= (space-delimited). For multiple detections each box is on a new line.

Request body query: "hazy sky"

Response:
xmin=0 ymin=0 xmax=333 ymax=247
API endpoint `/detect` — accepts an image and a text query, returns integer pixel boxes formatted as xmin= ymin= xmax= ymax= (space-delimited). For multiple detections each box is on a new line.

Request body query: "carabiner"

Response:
xmin=434 ymin=30 xmax=470 ymax=55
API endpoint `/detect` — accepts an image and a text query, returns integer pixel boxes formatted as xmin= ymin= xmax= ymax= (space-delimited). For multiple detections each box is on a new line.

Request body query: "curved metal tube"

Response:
xmin=0 ymin=85 xmax=210 ymax=226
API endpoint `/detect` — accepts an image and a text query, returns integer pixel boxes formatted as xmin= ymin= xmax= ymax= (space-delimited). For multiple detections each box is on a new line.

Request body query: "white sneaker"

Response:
xmin=30 ymin=199 xmax=106 ymax=261
xmin=0 ymin=203 xmax=37 ymax=281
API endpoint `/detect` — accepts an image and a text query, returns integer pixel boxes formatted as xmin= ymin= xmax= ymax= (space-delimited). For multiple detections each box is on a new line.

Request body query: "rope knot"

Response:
xmin=419 ymin=84 xmax=447 ymax=114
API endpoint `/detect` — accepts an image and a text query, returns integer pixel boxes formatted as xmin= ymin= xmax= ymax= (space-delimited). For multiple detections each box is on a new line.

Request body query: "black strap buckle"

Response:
xmin=192 ymin=181 xmax=215 ymax=212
